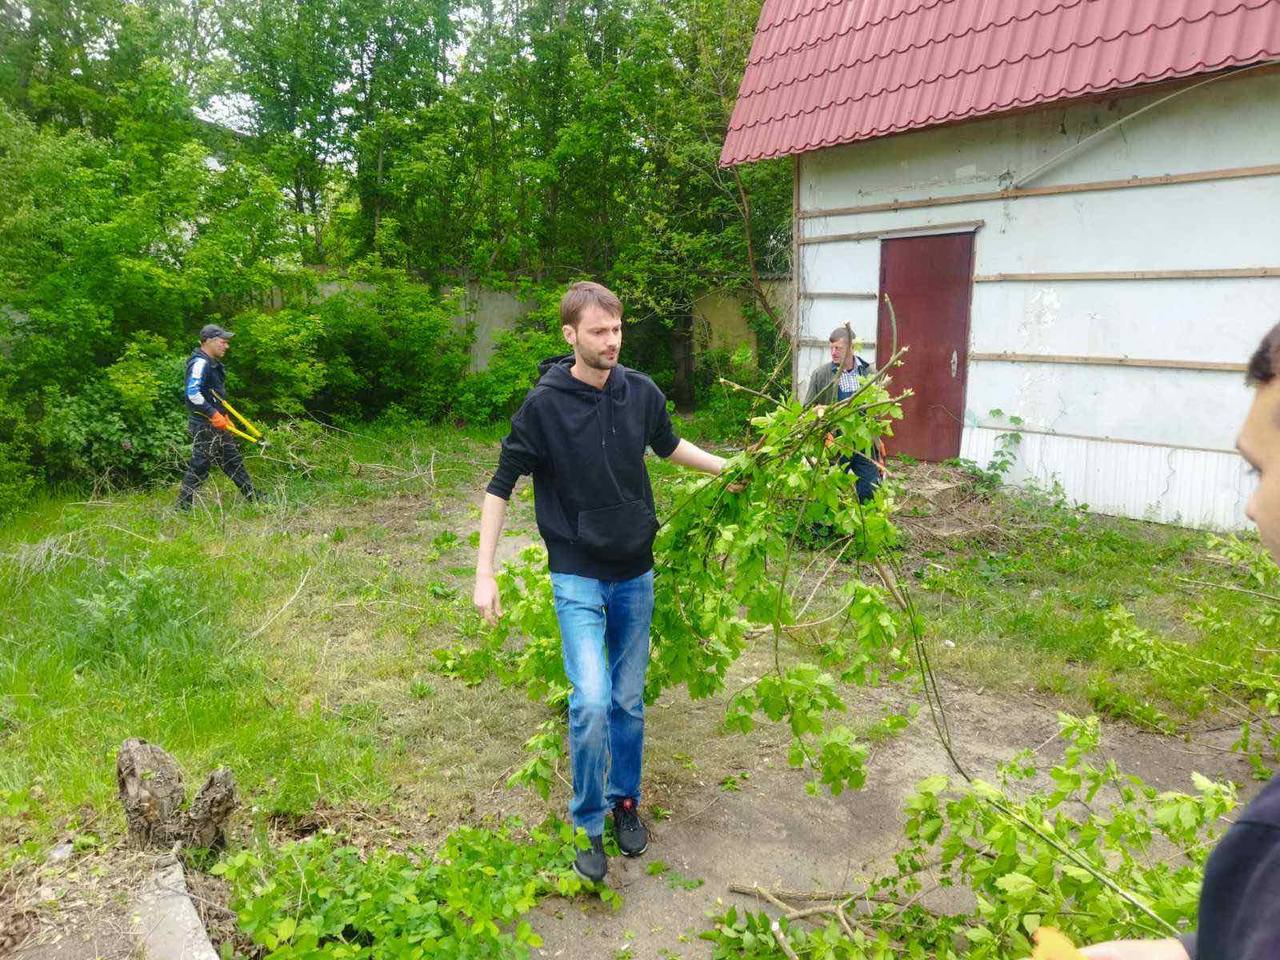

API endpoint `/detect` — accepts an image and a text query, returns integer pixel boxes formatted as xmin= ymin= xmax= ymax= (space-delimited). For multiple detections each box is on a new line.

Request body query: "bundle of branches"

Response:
xmin=1102 ymin=604 xmax=1280 ymax=775
xmin=435 ymin=346 xmax=924 ymax=798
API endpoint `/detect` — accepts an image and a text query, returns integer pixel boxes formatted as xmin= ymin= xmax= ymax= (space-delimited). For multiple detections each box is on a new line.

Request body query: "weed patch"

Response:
xmin=215 ymin=818 xmax=613 ymax=958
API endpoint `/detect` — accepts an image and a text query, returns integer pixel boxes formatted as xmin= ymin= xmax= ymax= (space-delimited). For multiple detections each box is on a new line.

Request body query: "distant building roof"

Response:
xmin=721 ymin=0 xmax=1280 ymax=165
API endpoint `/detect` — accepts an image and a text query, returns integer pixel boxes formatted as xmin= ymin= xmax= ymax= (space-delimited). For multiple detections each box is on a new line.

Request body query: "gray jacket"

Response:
xmin=803 ymin=357 xmax=871 ymax=407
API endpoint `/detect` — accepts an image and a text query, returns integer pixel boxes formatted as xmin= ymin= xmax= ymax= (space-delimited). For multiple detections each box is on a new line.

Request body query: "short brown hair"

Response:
xmin=561 ymin=281 xmax=622 ymax=328
xmin=1248 ymin=322 xmax=1280 ymax=386
xmin=829 ymin=324 xmax=853 ymax=343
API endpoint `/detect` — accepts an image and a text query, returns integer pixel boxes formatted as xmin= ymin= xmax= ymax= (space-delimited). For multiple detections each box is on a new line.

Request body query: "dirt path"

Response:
xmin=531 ymin=682 xmax=1254 ymax=959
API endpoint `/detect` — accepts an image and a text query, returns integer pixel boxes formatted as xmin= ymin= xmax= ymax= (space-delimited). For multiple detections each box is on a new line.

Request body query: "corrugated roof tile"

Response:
xmin=722 ymin=0 xmax=1280 ymax=164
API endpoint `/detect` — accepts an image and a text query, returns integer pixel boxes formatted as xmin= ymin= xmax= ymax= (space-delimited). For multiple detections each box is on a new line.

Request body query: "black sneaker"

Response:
xmin=612 ymin=798 xmax=648 ymax=857
xmin=573 ymin=834 xmax=607 ymax=883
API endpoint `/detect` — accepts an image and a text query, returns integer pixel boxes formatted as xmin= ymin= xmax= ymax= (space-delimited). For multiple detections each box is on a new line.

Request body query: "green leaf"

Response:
xmin=995 ymin=872 xmax=1036 ymax=899
xmin=916 ymin=775 xmax=949 ymax=796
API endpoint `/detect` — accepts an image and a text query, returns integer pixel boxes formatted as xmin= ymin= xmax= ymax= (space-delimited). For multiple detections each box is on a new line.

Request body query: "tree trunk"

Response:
xmin=308 ymin=183 xmax=325 ymax=263
xmin=292 ymin=171 xmax=309 ymax=254
xmin=182 ymin=0 xmax=200 ymax=92
xmin=669 ymin=310 xmax=695 ymax=410
xmin=372 ymin=140 xmax=385 ymax=251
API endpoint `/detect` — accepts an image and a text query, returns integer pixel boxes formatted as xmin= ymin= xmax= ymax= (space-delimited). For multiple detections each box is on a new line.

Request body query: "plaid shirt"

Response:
xmin=837 ymin=367 xmax=859 ymax=398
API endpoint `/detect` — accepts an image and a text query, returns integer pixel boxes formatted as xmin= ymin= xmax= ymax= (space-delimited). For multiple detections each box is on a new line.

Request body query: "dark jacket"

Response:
xmin=804 ymin=357 xmax=871 ymax=407
xmin=1183 ymin=773 xmax=1280 ymax=959
xmin=486 ymin=355 xmax=680 ymax=580
xmin=184 ymin=348 xmax=228 ymax=428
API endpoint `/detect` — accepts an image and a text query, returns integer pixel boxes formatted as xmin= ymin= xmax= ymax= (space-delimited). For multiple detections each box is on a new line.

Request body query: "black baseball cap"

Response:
xmin=199 ymin=324 xmax=235 ymax=341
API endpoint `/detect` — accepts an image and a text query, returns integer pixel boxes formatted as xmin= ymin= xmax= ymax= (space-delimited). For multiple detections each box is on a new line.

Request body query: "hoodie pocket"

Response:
xmin=575 ymin=500 xmax=659 ymax=560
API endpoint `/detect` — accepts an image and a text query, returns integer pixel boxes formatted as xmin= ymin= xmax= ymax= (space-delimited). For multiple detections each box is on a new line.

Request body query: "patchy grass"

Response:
xmin=901 ymin=467 xmax=1270 ymax=724
xmin=0 ymin=419 xmax=784 ymax=868
xmin=0 ymin=421 xmax=509 ymax=859
xmin=1 ymin=421 xmax=1270 ymax=873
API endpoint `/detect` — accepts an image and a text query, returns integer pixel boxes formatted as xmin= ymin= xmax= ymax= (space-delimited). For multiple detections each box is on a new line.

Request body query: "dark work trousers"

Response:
xmin=177 ymin=424 xmax=257 ymax=509
xmin=842 ymin=451 xmax=882 ymax=504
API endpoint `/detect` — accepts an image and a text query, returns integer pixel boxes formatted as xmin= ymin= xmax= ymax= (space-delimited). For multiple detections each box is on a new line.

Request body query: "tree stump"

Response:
xmin=184 ymin=769 xmax=238 ymax=850
xmin=116 ymin=739 xmax=236 ymax=849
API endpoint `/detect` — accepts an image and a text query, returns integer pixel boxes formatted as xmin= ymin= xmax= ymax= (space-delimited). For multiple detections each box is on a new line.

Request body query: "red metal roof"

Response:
xmin=721 ymin=0 xmax=1280 ymax=165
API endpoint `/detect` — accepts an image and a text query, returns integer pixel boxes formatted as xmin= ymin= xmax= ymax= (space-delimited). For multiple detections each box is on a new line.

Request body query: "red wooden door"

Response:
xmin=876 ymin=233 xmax=975 ymax=461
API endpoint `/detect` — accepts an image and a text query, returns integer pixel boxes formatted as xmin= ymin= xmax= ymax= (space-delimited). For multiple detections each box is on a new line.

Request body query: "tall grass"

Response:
xmin=0 ymin=420 xmax=504 ymax=854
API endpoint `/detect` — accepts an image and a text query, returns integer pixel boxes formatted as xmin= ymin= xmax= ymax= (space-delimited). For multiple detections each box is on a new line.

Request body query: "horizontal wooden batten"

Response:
xmin=971 ymin=352 xmax=1247 ymax=373
xmin=972 ymin=422 xmax=1237 ymax=457
xmin=799 ymin=163 xmax=1280 ymax=220
xmin=799 ymin=219 xmax=983 ymax=246
xmin=974 ymin=268 xmax=1280 ymax=282
xmin=802 ymin=291 xmax=879 ymax=300
xmin=799 ymin=337 xmax=876 ymax=349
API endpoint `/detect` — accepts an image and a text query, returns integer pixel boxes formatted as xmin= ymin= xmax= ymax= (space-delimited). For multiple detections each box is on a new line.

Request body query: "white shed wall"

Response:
xmin=796 ymin=70 xmax=1280 ymax=528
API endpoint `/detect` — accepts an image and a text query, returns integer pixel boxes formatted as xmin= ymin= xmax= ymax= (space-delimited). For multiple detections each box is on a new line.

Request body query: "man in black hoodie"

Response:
xmin=1081 ymin=322 xmax=1280 ymax=959
xmin=475 ymin=281 xmax=732 ymax=883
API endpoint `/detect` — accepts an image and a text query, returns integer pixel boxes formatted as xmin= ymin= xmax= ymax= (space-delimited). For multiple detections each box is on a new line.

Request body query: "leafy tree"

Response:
xmin=0 ymin=0 xmax=793 ymax=507
xmin=217 ymin=0 xmax=348 ymax=262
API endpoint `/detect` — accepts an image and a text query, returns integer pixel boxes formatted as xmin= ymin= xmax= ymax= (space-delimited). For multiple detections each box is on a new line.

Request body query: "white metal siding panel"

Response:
xmin=806 ymin=178 xmax=1280 ymax=275
xmin=802 ymin=240 xmax=881 ymax=291
xmin=962 ymin=362 xmax=1252 ymax=452
xmin=796 ymin=343 xmax=831 ymax=400
xmin=801 ymin=71 xmax=1280 ymax=212
xmin=960 ymin=427 xmax=1254 ymax=529
xmin=969 ymin=279 xmax=1280 ymax=362
xmin=805 ymin=297 xmax=879 ymax=340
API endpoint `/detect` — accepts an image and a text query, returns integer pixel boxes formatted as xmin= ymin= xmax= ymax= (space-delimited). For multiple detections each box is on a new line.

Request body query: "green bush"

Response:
xmin=685 ymin=343 xmax=775 ymax=443
xmin=33 ymin=334 xmax=188 ymax=489
xmin=0 ymin=374 xmax=34 ymax=520
xmin=312 ymin=281 xmax=471 ymax=420
xmin=0 ymin=104 xmax=300 ymax=505
xmin=227 ymin=308 xmax=327 ymax=417
xmin=0 ymin=440 xmax=35 ymax=522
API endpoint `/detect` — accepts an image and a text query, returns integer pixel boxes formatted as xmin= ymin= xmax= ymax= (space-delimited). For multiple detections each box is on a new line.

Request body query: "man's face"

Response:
xmin=203 ymin=337 xmax=230 ymax=359
xmin=1240 ymin=380 xmax=1280 ymax=561
xmin=830 ymin=337 xmax=850 ymax=367
xmin=565 ymin=304 xmax=622 ymax=371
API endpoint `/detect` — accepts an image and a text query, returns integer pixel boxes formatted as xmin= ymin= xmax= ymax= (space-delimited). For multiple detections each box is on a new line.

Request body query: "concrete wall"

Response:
xmin=692 ymin=279 xmax=793 ymax=355
xmin=460 ymin=283 xmax=539 ymax=372
xmin=694 ymin=289 xmax=758 ymax=354
xmin=795 ymin=69 xmax=1280 ymax=528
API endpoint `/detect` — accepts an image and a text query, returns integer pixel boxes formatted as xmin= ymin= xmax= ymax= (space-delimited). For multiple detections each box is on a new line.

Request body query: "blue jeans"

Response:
xmin=551 ymin=570 xmax=654 ymax=836
xmin=847 ymin=451 xmax=882 ymax=503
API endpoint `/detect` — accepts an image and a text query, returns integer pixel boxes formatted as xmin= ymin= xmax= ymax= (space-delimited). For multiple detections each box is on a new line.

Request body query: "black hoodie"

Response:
xmin=486 ymin=355 xmax=680 ymax=580
xmin=1181 ymin=772 xmax=1280 ymax=959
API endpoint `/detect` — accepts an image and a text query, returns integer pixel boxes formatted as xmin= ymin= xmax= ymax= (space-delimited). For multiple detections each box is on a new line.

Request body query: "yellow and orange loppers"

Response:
xmin=210 ymin=390 xmax=263 ymax=443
